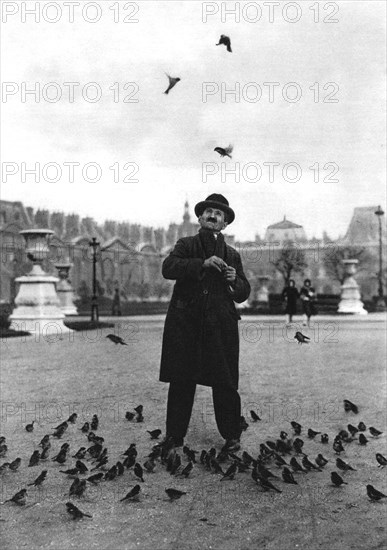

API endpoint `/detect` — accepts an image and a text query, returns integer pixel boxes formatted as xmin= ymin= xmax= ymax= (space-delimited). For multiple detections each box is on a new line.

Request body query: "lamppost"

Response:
xmin=89 ymin=237 xmax=100 ymax=321
xmin=374 ymin=206 xmax=386 ymax=311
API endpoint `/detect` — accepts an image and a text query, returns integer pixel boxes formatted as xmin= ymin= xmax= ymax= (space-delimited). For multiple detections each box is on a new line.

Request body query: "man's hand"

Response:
xmin=203 ymin=256 xmax=227 ymax=272
xmin=223 ymin=266 xmax=236 ymax=284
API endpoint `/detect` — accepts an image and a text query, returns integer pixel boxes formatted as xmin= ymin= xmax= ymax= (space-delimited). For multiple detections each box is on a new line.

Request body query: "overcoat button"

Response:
xmin=203 ymin=289 xmax=208 ymax=295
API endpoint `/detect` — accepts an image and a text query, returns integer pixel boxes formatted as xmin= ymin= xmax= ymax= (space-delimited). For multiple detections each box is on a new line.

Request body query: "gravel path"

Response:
xmin=1 ymin=316 xmax=386 ymax=550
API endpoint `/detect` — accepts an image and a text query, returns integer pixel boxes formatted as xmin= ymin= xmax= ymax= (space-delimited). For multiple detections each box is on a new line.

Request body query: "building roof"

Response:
xmin=341 ymin=206 xmax=386 ymax=245
xmin=267 ymin=216 xmax=303 ymax=230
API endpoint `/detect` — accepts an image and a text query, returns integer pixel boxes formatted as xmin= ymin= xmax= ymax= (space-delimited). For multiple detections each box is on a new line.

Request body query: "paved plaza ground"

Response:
xmin=1 ymin=314 xmax=386 ymax=550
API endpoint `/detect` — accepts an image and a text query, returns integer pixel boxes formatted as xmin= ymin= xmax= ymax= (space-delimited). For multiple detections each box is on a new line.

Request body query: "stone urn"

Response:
xmin=256 ymin=276 xmax=271 ymax=303
xmin=337 ymin=259 xmax=368 ymax=315
xmin=9 ymin=229 xmax=73 ymax=334
xmin=55 ymin=262 xmax=78 ymax=316
xmin=254 ymin=275 xmax=271 ymax=313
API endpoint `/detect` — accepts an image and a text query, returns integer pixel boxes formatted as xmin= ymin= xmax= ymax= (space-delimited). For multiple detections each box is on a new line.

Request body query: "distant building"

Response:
xmin=264 ymin=216 xmax=307 ymax=244
xmin=340 ymin=206 xmax=386 ymax=247
xmin=0 ymin=200 xmax=385 ymax=304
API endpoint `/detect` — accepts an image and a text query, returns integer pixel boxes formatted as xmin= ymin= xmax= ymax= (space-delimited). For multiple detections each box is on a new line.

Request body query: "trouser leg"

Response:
xmin=212 ymin=385 xmax=241 ymax=440
xmin=166 ymin=380 xmax=196 ymax=439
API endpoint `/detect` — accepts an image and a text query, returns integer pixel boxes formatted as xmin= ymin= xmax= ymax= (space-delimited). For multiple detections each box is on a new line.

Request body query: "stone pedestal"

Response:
xmin=375 ymin=296 xmax=386 ymax=312
xmin=256 ymin=276 xmax=270 ymax=303
xmin=254 ymin=275 xmax=271 ymax=312
xmin=337 ymin=259 xmax=368 ymax=315
xmin=55 ymin=263 xmax=78 ymax=316
xmin=9 ymin=229 xmax=73 ymax=334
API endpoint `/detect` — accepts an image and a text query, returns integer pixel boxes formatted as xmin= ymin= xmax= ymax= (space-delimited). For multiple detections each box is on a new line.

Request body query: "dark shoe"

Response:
xmin=159 ymin=435 xmax=184 ymax=449
xmin=222 ymin=438 xmax=241 ymax=453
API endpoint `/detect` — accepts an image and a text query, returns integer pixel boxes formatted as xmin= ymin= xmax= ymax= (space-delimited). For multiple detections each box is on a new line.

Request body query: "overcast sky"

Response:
xmin=1 ymin=1 xmax=386 ymax=241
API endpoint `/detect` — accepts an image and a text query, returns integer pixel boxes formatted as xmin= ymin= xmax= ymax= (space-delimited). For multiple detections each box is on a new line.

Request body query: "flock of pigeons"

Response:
xmin=0 ymin=398 xmax=386 ymax=520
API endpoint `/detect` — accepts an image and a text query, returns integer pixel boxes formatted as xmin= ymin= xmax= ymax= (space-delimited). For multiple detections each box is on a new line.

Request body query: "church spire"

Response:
xmin=183 ymin=200 xmax=190 ymax=223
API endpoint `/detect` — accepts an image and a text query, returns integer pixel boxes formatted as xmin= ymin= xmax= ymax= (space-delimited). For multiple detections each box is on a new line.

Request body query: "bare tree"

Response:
xmin=323 ymin=245 xmax=371 ymax=285
xmin=270 ymin=243 xmax=308 ymax=284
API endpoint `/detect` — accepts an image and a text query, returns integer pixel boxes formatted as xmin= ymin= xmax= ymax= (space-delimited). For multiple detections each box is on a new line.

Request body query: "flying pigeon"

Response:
xmin=106 ymin=334 xmax=127 ymax=345
xmin=164 ymin=74 xmax=181 ymax=95
xmin=216 ymin=34 xmax=232 ymax=52
xmin=214 ymin=145 xmax=233 ymax=159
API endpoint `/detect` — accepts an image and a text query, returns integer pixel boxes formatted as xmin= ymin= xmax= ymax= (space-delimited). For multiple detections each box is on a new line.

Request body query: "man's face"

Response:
xmin=199 ymin=207 xmax=228 ymax=232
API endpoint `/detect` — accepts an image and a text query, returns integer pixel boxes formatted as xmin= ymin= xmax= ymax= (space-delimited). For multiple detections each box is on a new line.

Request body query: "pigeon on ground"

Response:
xmin=4 ymin=488 xmax=27 ymax=505
xmin=302 ymin=456 xmax=322 ymax=472
xmin=143 ymin=458 xmax=156 ymax=473
xmin=336 ymin=458 xmax=356 ymax=472
xmin=256 ymin=475 xmax=282 ymax=493
xmin=331 ymin=471 xmax=347 ymax=486
xmin=90 ymin=415 xmax=99 ymax=431
xmin=294 ymin=331 xmax=310 ymax=344
xmin=86 ymin=473 xmax=104 ymax=484
xmin=315 ymin=454 xmax=329 ymax=468
xmin=290 ymin=457 xmax=306 ymax=473
xmin=9 ymin=458 xmax=21 ymax=472
xmin=66 ymin=502 xmax=92 ymax=519
xmin=250 ymin=410 xmax=261 ymax=422
xmin=347 ymin=424 xmax=358 ymax=437
xmin=291 ymin=421 xmax=302 ymax=435
xmin=282 ymin=467 xmax=297 ymax=484
xmin=134 ymin=463 xmax=144 ymax=482
xmin=120 ymin=485 xmax=141 ymax=502
xmin=179 ymin=461 xmax=193 ymax=478
xmin=73 ymin=447 xmax=87 ymax=459
xmin=376 ymin=453 xmax=387 ymax=468
xmin=366 ymin=484 xmax=387 ymax=501
xmin=343 ymin=399 xmax=358 ymax=414
xmin=28 ymin=451 xmax=40 ymax=467
xmin=165 ymin=488 xmax=186 ymax=501
xmin=333 ymin=438 xmax=345 ymax=454
xmin=27 ymin=470 xmax=47 ymax=487
xmin=221 ymin=462 xmax=238 ymax=481
xmin=147 ymin=429 xmax=162 ymax=440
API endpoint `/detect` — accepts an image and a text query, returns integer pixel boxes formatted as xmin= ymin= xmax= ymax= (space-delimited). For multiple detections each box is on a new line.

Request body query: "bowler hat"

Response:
xmin=194 ymin=194 xmax=235 ymax=224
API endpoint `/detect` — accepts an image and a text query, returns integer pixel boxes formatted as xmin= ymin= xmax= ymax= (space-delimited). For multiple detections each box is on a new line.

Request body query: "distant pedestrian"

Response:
xmin=111 ymin=288 xmax=122 ymax=316
xmin=300 ymin=279 xmax=317 ymax=327
xmin=282 ymin=279 xmax=299 ymax=324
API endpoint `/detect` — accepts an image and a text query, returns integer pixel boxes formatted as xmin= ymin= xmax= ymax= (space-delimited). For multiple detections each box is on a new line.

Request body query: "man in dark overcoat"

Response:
xmin=159 ymin=194 xmax=251 ymax=452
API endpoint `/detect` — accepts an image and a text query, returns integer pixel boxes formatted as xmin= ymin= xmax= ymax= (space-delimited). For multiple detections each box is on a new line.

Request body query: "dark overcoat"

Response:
xmin=159 ymin=229 xmax=251 ymax=390
xmin=300 ymin=285 xmax=317 ymax=316
xmin=282 ymin=286 xmax=299 ymax=315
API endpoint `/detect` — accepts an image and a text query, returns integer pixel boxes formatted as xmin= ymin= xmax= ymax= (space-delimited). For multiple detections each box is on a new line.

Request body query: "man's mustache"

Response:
xmin=206 ymin=218 xmax=217 ymax=223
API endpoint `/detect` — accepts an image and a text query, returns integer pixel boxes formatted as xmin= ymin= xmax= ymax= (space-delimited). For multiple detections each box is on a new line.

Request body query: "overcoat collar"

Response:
xmin=198 ymin=228 xmax=226 ymax=261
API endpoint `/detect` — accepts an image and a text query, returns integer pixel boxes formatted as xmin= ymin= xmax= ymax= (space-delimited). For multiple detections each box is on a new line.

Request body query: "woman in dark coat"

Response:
xmin=300 ymin=278 xmax=317 ymax=327
xmin=282 ymin=279 xmax=299 ymax=323
xmin=159 ymin=194 xmax=250 ymax=453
